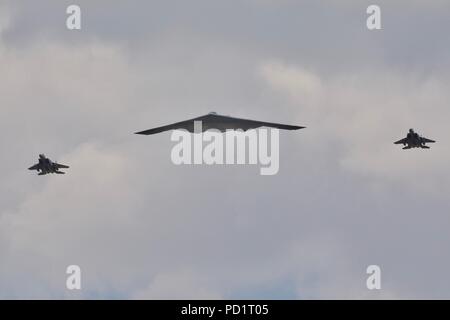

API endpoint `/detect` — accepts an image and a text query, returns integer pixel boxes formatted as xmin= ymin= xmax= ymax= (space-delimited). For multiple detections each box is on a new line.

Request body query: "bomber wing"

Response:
xmin=135 ymin=113 xmax=305 ymax=135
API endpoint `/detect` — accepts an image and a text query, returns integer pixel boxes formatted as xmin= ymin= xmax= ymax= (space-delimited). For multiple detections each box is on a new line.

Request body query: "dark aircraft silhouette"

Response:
xmin=394 ymin=129 xmax=436 ymax=149
xmin=28 ymin=154 xmax=70 ymax=175
xmin=135 ymin=112 xmax=305 ymax=135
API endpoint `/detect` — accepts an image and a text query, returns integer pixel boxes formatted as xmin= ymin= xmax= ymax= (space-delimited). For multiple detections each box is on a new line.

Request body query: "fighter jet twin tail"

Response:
xmin=28 ymin=112 xmax=436 ymax=176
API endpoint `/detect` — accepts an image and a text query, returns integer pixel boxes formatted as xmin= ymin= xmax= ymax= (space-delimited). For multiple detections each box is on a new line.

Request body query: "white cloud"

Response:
xmin=0 ymin=4 xmax=11 ymax=37
xmin=1 ymin=0 xmax=450 ymax=300
xmin=260 ymin=61 xmax=450 ymax=194
xmin=132 ymin=270 xmax=222 ymax=300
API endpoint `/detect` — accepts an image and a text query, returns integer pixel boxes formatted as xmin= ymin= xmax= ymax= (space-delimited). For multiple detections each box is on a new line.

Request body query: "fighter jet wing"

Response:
xmin=54 ymin=163 xmax=70 ymax=169
xmin=421 ymin=137 xmax=436 ymax=143
xmin=394 ymin=138 xmax=408 ymax=144
xmin=28 ymin=164 xmax=40 ymax=170
xmin=135 ymin=113 xmax=305 ymax=135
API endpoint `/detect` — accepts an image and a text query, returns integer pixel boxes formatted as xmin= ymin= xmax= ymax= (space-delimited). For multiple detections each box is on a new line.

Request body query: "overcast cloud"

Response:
xmin=0 ymin=0 xmax=450 ymax=299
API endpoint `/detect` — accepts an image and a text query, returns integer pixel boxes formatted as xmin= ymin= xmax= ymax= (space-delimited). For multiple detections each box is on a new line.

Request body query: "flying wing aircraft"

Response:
xmin=394 ymin=129 xmax=436 ymax=149
xmin=28 ymin=154 xmax=70 ymax=175
xmin=135 ymin=112 xmax=305 ymax=135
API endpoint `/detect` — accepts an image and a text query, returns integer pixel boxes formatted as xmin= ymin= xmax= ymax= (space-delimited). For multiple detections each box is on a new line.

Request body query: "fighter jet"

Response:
xmin=135 ymin=112 xmax=305 ymax=135
xmin=28 ymin=154 xmax=70 ymax=175
xmin=394 ymin=129 xmax=436 ymax=149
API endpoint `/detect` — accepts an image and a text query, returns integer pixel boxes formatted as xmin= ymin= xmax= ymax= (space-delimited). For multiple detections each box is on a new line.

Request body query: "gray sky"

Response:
xmin=1 ymin=0 xmax=450 ymax=299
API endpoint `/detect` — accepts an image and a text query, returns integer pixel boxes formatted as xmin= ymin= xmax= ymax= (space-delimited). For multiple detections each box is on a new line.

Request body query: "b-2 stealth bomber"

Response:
xmin=135 ymin=112 xmax=305 ymax=135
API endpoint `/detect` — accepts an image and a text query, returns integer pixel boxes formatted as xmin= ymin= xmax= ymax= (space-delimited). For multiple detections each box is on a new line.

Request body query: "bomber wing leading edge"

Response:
xmin=135 ymin=112 xmax=305 ymax=135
